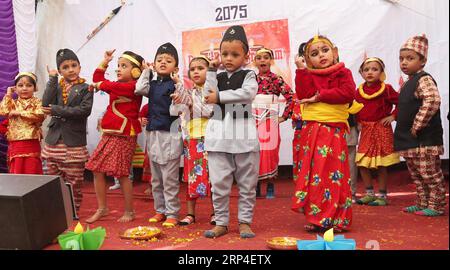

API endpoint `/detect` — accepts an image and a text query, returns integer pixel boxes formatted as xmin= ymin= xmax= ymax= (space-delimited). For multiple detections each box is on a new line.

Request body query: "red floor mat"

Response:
xmin=44 ymin=170 xmax=449 ymax=250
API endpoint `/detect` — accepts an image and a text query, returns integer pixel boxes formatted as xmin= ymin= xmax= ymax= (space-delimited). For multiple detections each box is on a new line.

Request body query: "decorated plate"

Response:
xmin=120 ymin=226 xmax=162 ymax=240
xmin=266 ymin=237 xmax=299 ymax=250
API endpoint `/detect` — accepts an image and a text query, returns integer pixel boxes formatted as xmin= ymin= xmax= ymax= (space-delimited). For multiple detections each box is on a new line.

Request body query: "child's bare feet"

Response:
xmin=86 ymin=208 xmax=109 ymax=224
xmin=118 ymin=211 xmax=135 ymax=222
xmin=204 ymin=225 xmax=228 ymax=238
xmin=239 ymin=223 xmax=255 ymax=238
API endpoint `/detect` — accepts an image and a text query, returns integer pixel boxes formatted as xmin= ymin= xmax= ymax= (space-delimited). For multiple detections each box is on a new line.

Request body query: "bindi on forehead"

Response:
xmin=310 ymin=43 xmax=332 ymax=51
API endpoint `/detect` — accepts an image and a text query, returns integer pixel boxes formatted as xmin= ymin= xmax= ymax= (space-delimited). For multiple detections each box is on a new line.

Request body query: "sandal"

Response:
xmin=210 ymin=214 xmax=216 ymax=225
xmin=402 ymin=205 xmax=423 ymax=213
xmin=368 ymin=197 xmax=387 ymax=206
xmin=356 ymin=194 xmax=377 ymax=205
xmin=414 ymin=208 xmax=443 ymax=217
xmin=148 ymin=213 xmax=166 ymax=223
xmin=162 ymin=217 xmax=178 ymax=228
xmin=86 ymin=208 xmax=109 ymax=224
xmin=204 ymin=225 xmax=228 ymax=238
xmin=179 ymin=214 xmax=195 ymax=226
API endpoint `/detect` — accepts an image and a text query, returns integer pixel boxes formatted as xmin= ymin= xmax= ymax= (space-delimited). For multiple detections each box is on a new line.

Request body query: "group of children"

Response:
xmin=0 ymin=24 xmax=446 ymax=238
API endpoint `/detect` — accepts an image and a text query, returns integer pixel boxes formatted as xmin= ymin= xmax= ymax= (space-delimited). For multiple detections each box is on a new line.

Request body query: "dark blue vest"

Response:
xmin=217 ymin=69 xmax=253 ymax=119
xmin=146 ymin=76 xmax=178 ymax=131
xmin=394 ymin=71 xmax=443 ymax=151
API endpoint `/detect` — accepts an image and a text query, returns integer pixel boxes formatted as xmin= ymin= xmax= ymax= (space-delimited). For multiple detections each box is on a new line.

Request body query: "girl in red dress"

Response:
xmin=86 ymin=49 xmax=144 ymax=223
xmin=252 ymin=48 xmax=294 ymax=199
xmin=0 ymin=72 xmax=45 ymax=174
xmin=355 ymin=57 xmax=400 ymax=206
xmin=291 ymin=36 xmax=357 ymax=232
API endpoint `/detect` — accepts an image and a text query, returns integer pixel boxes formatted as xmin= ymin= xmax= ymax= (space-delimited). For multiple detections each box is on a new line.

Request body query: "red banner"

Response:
xmin=182 ymin=19 xmax=292 ymax=89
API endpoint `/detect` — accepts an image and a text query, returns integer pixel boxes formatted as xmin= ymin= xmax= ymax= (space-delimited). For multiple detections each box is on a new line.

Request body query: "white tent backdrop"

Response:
xmin=29 ymin=0 xmax=448 ymax=163
xmin=13 ymin=0 xmax=37 ymax=73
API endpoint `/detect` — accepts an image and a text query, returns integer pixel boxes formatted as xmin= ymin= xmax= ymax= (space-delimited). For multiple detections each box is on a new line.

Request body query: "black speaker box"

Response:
xmin=0 ymin=174 xmax=68 ymax=250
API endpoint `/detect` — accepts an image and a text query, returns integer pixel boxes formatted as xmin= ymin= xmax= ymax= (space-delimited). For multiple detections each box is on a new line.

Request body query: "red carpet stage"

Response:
xmin=44 ymin=169 xmax=449 ymax=250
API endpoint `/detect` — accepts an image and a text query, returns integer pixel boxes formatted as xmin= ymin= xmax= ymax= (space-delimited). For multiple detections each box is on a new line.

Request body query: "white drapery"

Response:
xmin=13 ymin=0 xmax=37 ymax=73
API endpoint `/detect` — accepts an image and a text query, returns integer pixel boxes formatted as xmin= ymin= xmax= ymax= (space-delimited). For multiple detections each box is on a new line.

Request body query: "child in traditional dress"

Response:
xmin=0 ymin=72 xmax=45 ymax=174
xmin=42 ymin=49 xmax=93 ymax=213
xmin=170 ymin=56 xmax=216 ymax=226
xmin=85 ymin=49 xmax=143 ymax=223
xmin=203 ymin=25 xmax=259 ymax=238
xmin=395 ymin=35 xmax=446 ymax=216
xmin=355 ymin=57 xmax=400 ymax=206
xmin=252 ymin=48 xmax=294 ymax=199
xmin=135 ymin=43 xmax=183 ymax=228
xmin=292 ymin=35 xmax=357 ymax=232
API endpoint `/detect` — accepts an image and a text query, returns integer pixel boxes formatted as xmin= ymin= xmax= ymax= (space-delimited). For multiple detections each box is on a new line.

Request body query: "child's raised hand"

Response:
xmin=204 ymin=88 xmax=219 ymax=104
xmin=104 ymin=49 xmax=116 ymax=63
xmin=295 ymin=54 xmax=306 ymax=69
xmin=6 ymin=86 xmax=16 ymax=96
xmin=142 ymin=61 xmax=154 ymax=71
xmin=46 ymin=65 xmax=58 ymax=77
xmin=170 ymin=72 xmax=181 ymax=84
xmin=209 ymin=58 xmax=221 ymax=69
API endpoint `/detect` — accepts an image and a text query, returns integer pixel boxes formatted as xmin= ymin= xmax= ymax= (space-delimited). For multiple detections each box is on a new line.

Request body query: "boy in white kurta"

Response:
xmin=203 ymin=25 xmax=260 ymax=238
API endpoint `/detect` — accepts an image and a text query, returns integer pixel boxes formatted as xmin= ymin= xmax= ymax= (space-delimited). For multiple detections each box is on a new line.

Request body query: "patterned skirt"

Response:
xmin=254 ymin=108 xmax=280 ymax=181
xmin=8 ymin=139 xmax=42 ymax=174
xmin=356 ymin=121 xmax=400 ymax=169
xmin=85 ymin=134 xmax=137 ymax=178
xmin=291 ymin=121 xmax=352 ymax=230
xmin=183 ymin=136 xmax=210 ymax=199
